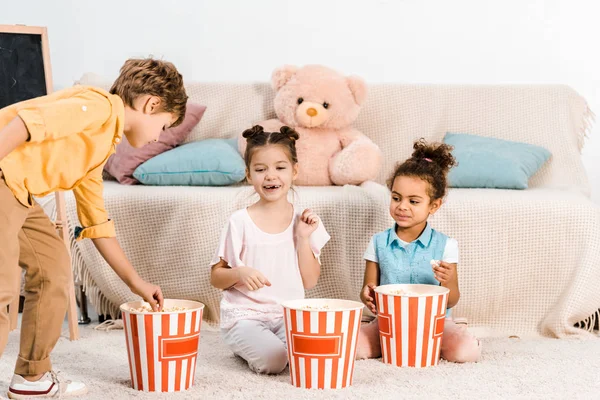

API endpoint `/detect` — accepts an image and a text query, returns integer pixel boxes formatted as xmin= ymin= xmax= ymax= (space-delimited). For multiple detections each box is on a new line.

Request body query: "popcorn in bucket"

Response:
xmin=374 ymin=284 xmax=449 ymax=368
xmin=281 ymin=298 xmax=363 ymax=389
xmin=120 ymin=299 xmax=205 ymax=392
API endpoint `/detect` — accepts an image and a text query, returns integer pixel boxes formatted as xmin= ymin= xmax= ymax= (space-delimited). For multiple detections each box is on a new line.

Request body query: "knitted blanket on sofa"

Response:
xmin=65 ymin=77 xmax=599 ymax=337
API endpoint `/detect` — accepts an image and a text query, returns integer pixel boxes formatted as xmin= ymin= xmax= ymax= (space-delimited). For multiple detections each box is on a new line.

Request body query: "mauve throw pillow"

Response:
xmin=104 ymin=102 xmax=206 ymax=184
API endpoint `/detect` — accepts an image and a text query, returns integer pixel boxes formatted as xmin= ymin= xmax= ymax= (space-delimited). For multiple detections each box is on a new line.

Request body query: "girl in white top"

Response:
xmin=210 ymin=125 xmax=330 ymax=374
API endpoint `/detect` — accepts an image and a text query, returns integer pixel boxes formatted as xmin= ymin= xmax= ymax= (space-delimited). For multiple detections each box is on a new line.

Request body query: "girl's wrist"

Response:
xmin=441 ymin=280 xmax=458 ymax=290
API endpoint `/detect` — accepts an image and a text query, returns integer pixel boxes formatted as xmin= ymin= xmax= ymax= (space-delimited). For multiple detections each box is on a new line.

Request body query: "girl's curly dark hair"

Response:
xmin=387 ymin=138 xmax=458 ymax=200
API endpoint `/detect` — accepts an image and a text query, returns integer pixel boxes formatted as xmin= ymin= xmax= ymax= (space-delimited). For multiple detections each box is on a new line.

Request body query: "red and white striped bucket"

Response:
xmin=374 ymin=284 xmax=449 ymax=368
xmin=120 ymin=299 xmax=205 ymax=392
xmin=281 ymin=299 xmax=363 ymax=389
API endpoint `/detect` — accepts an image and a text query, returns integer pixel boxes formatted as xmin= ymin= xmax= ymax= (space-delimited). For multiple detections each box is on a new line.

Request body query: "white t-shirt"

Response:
xmin=211 ymin=207 xmax=331 ymax=329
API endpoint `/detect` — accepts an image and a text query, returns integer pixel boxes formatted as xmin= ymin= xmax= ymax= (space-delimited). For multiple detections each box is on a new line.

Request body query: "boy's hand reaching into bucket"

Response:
xmin=237 ymin=266 xmax=272 ymax=291
xmin=92 ymin=237 xmax=164 ymax=311
xmin=132 ymin=279 xmax=164 ymax=311
xmin=360 ymin=283 xmax=377 ymax=314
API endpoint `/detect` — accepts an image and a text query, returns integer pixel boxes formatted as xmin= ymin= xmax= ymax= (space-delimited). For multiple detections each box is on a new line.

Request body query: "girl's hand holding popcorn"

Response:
xmin=431 ymin=260 xmax=457 ymax=285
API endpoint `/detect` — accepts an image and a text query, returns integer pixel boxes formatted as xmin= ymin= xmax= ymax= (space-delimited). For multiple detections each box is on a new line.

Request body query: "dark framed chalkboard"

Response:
xmin=0 ymin=25 xmax=53 ymax=108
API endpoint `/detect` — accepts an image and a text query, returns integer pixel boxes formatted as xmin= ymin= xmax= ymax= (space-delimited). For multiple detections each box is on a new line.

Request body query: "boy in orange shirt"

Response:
xmin=0 ymin=58 xmax=187 ymax=398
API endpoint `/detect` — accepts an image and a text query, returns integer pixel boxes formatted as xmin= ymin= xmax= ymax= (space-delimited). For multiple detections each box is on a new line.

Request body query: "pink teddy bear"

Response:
xmin=238 ymin=65 xmax=382 ymax=186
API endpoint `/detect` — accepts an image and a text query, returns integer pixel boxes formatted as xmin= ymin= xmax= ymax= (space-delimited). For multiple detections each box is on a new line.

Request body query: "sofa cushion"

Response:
xmin=133 ymin=138 xmax=246 ymax=186
xmin=103 ymin=102 xmax=206 ymax=185
xmin=444 ymin=132 xmax=551 ymax=189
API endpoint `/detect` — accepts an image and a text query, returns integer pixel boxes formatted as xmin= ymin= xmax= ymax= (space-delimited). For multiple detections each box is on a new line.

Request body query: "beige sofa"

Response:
xmin=63 ymin=75 xmax=599 ymax=337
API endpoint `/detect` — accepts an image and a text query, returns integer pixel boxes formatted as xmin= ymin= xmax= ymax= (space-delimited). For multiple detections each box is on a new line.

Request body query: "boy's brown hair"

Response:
xmin=110 ymin=58 xmax=188 ymax=127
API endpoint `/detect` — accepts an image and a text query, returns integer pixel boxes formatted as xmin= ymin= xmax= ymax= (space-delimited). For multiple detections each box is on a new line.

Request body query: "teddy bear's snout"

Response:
xmin=295 ymin=100 xmax=329 ymax=128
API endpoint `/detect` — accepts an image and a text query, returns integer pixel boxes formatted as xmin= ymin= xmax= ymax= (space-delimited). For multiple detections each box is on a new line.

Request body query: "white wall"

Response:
xmin=4 ymin=0 xmax=599 ymax=201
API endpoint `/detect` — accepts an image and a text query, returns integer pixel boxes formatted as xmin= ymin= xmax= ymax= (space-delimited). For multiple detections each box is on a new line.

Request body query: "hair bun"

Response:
xmin=280 ymin=126 xmax=299 ymax=142
xmin=242 ymin=125 xmax=265 ymax=139
xmin=411 ymin=138 xmax=457 ymax=172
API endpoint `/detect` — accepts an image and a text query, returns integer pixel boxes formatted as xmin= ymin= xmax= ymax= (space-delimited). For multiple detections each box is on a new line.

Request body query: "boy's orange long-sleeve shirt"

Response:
xmin=0 ymin=85 xmax=125 ymax=240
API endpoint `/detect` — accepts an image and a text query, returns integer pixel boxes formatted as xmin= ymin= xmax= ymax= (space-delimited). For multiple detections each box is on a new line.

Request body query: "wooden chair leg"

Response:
xmin=55 ymin=192 xmax=79 ymax=340
xmin=66 ymin=270 xmax=79 ymax=339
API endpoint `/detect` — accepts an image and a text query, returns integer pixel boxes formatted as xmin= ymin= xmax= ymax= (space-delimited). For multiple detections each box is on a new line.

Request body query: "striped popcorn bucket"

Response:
xmin=281 ymin=299 xmax=363 ymax=389
xmin=120 ymin=299 xmax=205 ymax=392
xmin=374 ymin=284 xmax=449 ymax=368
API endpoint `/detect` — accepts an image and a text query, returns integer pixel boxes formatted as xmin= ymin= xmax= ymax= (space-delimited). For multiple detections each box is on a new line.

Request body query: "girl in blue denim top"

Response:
xmin=355 ymin=139 xmax=481 ymax=362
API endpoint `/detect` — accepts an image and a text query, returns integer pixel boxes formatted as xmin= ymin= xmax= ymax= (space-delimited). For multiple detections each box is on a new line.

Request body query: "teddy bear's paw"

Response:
xmin=330 ymin=139 xmax=382 ymax=185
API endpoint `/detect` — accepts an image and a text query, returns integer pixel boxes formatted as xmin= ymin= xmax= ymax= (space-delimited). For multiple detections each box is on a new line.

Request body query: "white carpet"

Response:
xmin=1 ymin=324 xmax=599 ymax=400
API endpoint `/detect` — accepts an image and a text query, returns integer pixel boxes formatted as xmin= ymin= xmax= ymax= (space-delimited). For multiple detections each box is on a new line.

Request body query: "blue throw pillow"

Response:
xmin=443 ymin=133 xmax=551 ymax=189
xmin=133 ymin=138 xmax=246 ymax=186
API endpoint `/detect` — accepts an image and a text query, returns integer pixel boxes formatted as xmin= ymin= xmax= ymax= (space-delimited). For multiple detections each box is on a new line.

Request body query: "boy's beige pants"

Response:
xmin=0 ymin=170 xmax=70 ymax=376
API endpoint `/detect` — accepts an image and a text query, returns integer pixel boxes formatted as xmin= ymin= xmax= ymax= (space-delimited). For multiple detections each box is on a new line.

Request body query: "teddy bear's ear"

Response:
xmin=346 ymin=75 xmax=368 ymax=106
xmin=271 ymin=65 xmax=298 ymax=91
